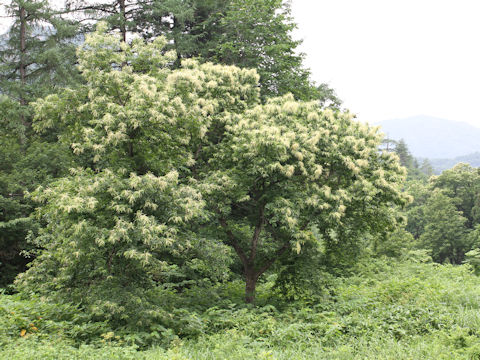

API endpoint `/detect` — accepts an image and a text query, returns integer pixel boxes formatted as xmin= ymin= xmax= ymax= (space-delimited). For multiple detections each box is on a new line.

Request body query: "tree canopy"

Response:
xmin=65 ymin=0 xmax=341 ymax=104
xmin=0 ymin=0 xmax=342 ymax=287
xmin=17 ymin=26 xmax=409 ymax=312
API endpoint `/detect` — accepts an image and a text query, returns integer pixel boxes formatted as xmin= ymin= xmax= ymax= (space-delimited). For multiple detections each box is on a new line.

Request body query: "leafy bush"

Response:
xmin=0 ymin=292 xmax=111 ymax=346
xmin=5 ymin=259 xmax=480 ymax=358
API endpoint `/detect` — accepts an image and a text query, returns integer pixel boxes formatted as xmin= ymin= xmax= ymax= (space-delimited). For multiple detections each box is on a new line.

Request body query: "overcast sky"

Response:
xmin=2 ymin=1 xmax=480 ymax=128
xmin=291 ymin=0 xmax=480 ymax=127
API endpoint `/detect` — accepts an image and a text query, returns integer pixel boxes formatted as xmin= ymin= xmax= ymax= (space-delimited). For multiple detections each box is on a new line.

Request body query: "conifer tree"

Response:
xmin=143 ymin=0 xmax=340 ymax=103
xmin=68 ymin=0 xmax=341 ymax=105
xmin=394 ymin=139 xmax=414 ymax=168
xmin=419 ymin=159 xmax=434 ymax=177
xmin=0 ymin=0 xmax=79 ymax=285
xmin=0 ymin=0 xmax=79 ymax=133
xmin=65 ymin=0 xmax=142 ymax=42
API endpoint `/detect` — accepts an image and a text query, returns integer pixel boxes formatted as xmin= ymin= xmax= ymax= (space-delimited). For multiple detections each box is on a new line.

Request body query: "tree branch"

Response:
xmin=255 ymin=241 xmax=289 ymax=280
xmin=190 ymin=143 xmax=202 ymax=178
xmin=249 ymin=203 xmax=265 ymax=263
xmin=65 ymin=5 xmax=117 ymax=14
xmin=218 ymin=217 xmax=248 ymax=267
xmin=300 ymin=220 xmax=311 ymax=231
xmin=253 ymin=219 xmax=293 ymax=279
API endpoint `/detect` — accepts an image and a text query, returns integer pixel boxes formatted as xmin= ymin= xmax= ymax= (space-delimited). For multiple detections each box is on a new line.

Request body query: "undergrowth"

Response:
xmin=3 ymin=258 xmax=480 ymax=359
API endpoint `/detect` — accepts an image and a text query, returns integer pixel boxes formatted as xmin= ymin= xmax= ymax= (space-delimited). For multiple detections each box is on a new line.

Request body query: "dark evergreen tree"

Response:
xmin=65 ymin=0 xmax=143 ymax=42
xmin=380 ymin=137 xmax=397 ymax=152
xmin=394 ymin=139 xmax=414 ymax=169
xmin=71 ymin=0 xmax=341 ymax=105
xmin=203 ymin=0 xmax=324 ymax=101
xmin=0 ymin=0 xmax=79 ymax=286
xmin=419 ymin=159 xmax=434 ymax=177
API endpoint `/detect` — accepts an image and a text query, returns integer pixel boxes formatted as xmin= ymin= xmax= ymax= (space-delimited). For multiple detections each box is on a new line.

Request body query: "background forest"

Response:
xmin=1 ymin=1 xmax=480 ymax=359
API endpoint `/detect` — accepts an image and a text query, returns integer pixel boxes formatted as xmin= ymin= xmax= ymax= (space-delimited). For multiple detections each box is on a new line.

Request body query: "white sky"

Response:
xmin=3 ymin=0 xmax=480 ymax=128
xmin=291 ymin=0 xmax=480 ymax=127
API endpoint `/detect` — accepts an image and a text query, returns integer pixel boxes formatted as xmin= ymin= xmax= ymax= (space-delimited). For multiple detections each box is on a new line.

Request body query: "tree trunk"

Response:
xmin=172 ymin=16 xmax=182 ymax=67
xmin=245 ymin=269 xmax=257 ymax=304
xmin=19 ymin=5 xmax=28 ymax=143
xmin=19 ymin=7 xmax=26 ymax=84
xmin=218 ymin=215 xmax=289 ymax=304
xmin=118 ymin=0 xmax=127 ymax=42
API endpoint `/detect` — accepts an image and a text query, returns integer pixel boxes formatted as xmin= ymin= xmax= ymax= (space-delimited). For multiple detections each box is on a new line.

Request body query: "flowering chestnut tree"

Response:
xmin=197 ymin=96 xmax=409 ymax=302
xmin=18 ymin=24 xmax=409 ymax=314
xmin=17 ymin=24 xmax=259 ymax=322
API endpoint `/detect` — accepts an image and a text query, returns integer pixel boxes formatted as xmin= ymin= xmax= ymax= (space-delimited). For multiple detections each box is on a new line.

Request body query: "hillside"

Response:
xmin=425 ymin=152 xmax=480 ymax=174
xmin=376 ymin=115 xmax=480 ymax=159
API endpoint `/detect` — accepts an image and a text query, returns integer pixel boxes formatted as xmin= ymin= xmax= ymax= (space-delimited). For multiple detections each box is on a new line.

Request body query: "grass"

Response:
xmin=3 ymin=258 xmax=480 ymax=359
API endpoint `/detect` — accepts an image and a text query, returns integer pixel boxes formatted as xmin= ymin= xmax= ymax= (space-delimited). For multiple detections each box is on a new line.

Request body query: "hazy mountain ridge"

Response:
xmin=422 ymin=152 xmax=480 ymax=174
xmin=376 ymin=115 xmax=480 ymax=159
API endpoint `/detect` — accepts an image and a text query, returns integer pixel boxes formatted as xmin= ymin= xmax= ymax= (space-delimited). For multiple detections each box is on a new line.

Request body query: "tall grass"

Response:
xmin=3 ymin=259 xmax=480 ymax=359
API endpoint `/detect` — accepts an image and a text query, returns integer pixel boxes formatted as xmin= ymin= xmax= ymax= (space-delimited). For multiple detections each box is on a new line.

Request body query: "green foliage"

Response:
xmin=273 ymin=240 xmax=336 ymax=303
xmin=0 ymin=139 xmax=74 ymax=286
xmin=5 ymin=4 xmax=479 ymax=359
xmin=0 ymin=1 xmax=342 ymax=290
xmin=5 ymin=260 xmax=480 ymax=358
xmin=0 ymin=0 xmax=80 ymax=286
xmin=387 ymin=138 xmax=431 ymax=180
xmin=210 ymin=0 xmax=324 ymax=101
xmin=467 ymin=225 xmax=480 ymax=249
xmin=431 ymin=163 xmax=480 ymax=228
xmin=419 ymin=158 xmax=434 ymax=177
xmin=0 ymin=292 xmax=111 ymax=346
xmin=65 ymin=0 xmax=140 ymax=41
xmin=132 ymin=0 xmax=341 ymax=103
xmin=419 ymin=190 xmax=468 ymax=263
xmin=0 ymin=341 xmax=141 ymax=360
xmin=18 ymin=24 xmax=259 ymax=327
xmin=24 ymin=25 xmax=408 ymax=310
xmin=196 ymin=93 xmax=408 ymax=302
xmin=16 ymin=168 xmax=208 ymax=326
xmin=404 ymin=179 xmax=431 ymax=239
xmin=0 ymin=0 xmax=80 ymax=132
xmin=405 ymin=163 xmax=480 ymax=264
xmin=428 ymin=152 xmax=480 ymax=174
xmin=394 ymin=139 xmax=414 ymax=169
xmin=33 ymin=23 xmax=260 ymax=171
xmin=464 ymin=248 xmax=480 ymax=275
xmin=374 ymin=227 xmax=415 ymax=258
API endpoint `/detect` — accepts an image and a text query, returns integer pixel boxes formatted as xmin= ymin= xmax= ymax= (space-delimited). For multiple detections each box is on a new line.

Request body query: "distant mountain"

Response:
xmin=423 ymin=152 xmax=480 ymax=174
xmin=376 ymin=115 xmax=480 ymax=159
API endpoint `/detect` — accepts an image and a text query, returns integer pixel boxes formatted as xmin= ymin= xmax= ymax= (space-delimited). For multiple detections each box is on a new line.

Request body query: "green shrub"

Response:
xmin=5 ymin=259 xmax=480 ymax=359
